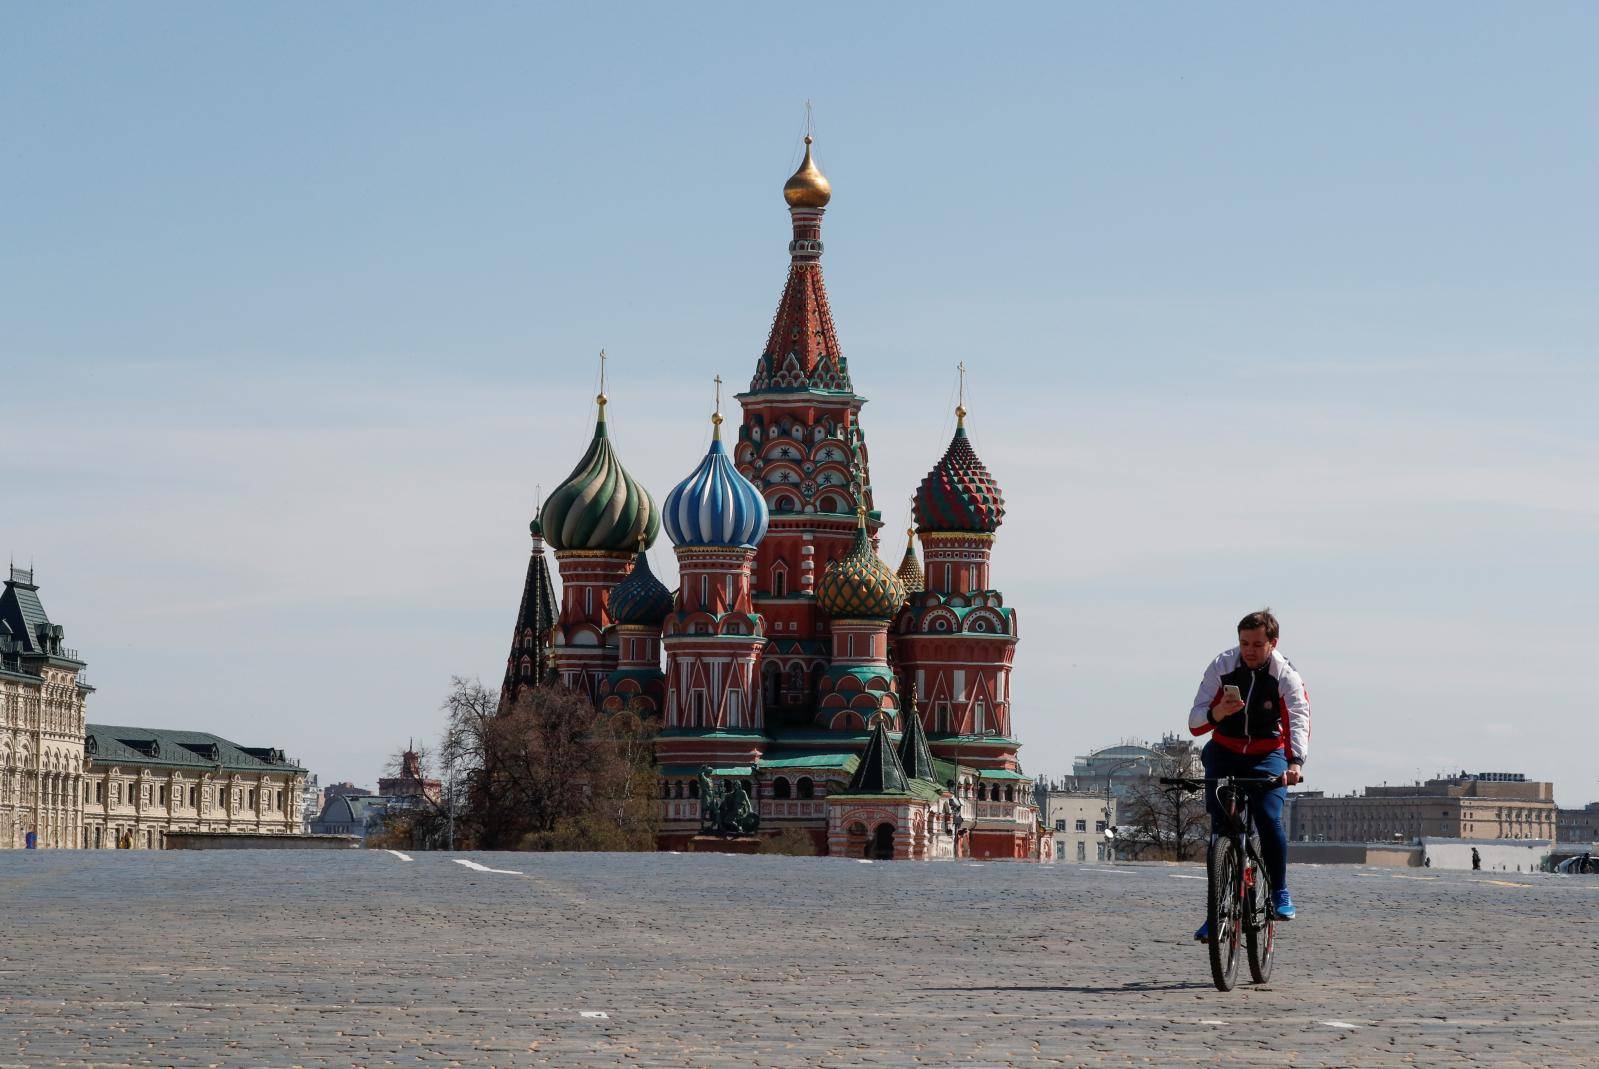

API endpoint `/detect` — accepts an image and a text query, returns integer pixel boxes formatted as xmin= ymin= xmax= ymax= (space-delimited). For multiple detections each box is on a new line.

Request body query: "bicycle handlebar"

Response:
xmin=1158 ymin=774 xmax=1299 ymax=789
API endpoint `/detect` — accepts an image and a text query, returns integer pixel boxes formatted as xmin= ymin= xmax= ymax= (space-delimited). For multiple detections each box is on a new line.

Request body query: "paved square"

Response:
xmin=2 ymin=851 xmax=1595 ymax=1067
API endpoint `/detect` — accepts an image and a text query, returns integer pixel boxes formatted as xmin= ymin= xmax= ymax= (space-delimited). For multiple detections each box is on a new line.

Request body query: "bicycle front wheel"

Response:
xmin=1245 ymin=853 xmax=1275 ymax=984
xmin=1207 ymin=835 xmax=1242 ymax=991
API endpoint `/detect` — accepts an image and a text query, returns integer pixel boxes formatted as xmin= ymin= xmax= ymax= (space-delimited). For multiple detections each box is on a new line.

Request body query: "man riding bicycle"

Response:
xmin=1188 ymin=609 xmax=1311 ymax=941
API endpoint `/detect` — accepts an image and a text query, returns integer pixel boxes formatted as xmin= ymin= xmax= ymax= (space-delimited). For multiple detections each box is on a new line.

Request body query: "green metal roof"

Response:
xmin=757 ymin=751 xmax=860 ymax=771
xmin=657 ymin=728 xmax=770 ymax=741
xmin=974 ymin=768 xmax=1031 ymax=781
xmin=929 ymin=734 xmax=1021 ymax=747
xmin=659 ymin=765 xmax=754 ymax=778
xmin=85 ymin=724 xmax=304 ymax=774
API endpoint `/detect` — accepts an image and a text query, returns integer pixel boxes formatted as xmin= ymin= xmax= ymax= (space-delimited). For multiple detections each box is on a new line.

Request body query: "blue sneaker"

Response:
xmin=1273 ymin=889 xmax=1296 ymax=921
xmin=1194 ymin=920 xmax=1210 ymax=942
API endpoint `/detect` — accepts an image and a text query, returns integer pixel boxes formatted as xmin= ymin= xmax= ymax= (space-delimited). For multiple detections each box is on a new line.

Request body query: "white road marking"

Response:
xmin=1322 ymin=1021 xmax=1359 ymax=1030
xmin=384 ymin=850 xmax=414 ymax=862
xmin=453 ymin=859 xmax=524 ymax=875
xmin=1081 ymin=867 xmax=1136 ymax=875
xmin=857 ymin=859 xmax=874 ymax=864
xmin=580 ymin=1011 xmax=609 ymax=1019
xmin=1170 ymin=874 xmax=1206 ymax=880
xmin=1200 ymin=1019 xmax=1226 ymax=1025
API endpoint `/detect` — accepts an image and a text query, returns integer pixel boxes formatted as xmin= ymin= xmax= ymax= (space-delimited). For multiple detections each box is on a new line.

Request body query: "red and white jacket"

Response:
xmin=1188 ymin=647 xmax=1311 ymax=764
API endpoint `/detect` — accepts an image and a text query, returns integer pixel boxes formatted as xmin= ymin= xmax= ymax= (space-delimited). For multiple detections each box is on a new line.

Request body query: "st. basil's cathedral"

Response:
xmin=501 ymin=135 xmax=1045 ymax=861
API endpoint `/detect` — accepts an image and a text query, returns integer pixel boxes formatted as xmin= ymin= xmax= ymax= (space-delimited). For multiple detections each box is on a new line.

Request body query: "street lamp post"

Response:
xmin=1100 ymin=756 xmax=1145 ymax=862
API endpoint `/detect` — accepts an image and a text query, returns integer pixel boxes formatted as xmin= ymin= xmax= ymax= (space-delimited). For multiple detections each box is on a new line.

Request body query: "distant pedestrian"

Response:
xmin=24 ymin=828 xmax=37 ymax=849
xmin=1471 ymin=847 xmax=1481 ymax=871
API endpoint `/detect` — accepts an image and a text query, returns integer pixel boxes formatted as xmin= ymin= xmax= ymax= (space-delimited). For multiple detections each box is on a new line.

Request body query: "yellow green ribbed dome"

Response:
xmin=817 ymin=521 xmax=906 ymax=620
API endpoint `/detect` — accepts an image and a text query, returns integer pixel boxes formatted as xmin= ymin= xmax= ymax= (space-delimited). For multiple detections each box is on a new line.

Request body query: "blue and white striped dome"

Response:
xmin=663 ymin=426 xmax=770 ymax=548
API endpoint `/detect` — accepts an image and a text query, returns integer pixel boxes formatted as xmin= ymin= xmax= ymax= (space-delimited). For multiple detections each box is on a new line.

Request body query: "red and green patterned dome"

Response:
xmin=913 ymin=417 xmax=1005 ymax=534
xmin=817 ymin=520 xmax=907 ymax=620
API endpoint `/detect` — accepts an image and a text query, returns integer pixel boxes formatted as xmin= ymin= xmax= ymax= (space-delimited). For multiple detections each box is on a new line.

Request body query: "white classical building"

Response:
xmin=82 ymin=726 xmax=307 ymax=849
xmin=1 ymin=567 xmax=89 ymax=849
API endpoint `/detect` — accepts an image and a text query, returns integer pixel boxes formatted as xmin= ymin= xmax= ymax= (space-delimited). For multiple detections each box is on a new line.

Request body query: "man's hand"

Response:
xmin=1283 ymin=766 xmax=1303 ymax=787
xmin=1211 ymin=696 xmax=1245 ymax=721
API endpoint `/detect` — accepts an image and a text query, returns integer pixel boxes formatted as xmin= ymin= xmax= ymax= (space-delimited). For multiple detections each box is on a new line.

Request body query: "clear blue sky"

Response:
xmin=4 ymin=5 xmax=1596 ymax=804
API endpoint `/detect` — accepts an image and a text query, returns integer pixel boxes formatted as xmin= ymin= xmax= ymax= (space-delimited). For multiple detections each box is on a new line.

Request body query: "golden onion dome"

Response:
xmin=783 ymin=136 xmax=832 ymax=208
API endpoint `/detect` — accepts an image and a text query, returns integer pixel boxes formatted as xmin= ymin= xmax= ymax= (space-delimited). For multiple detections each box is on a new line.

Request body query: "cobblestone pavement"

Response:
xmin=3 ymin=851 xmax=1596 ymax=1068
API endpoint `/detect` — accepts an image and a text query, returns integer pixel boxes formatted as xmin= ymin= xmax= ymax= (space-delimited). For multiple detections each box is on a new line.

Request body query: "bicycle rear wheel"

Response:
xmin=1245 ymin=852 xmax=1275 ymax=984
xmin=1207 ymin=835 xmax=1242 ymax=991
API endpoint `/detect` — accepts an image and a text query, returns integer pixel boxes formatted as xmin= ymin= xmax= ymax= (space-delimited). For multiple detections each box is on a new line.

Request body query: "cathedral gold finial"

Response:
xmin=711 ymin=374 xmax=725 ymax=438
xmin=955 ymin=361 xmax=968 ymax=427
xmin=784 ymin=106 xmax=832 ymax=208
xmin=596 ymin=349 xmax=609 ymax=413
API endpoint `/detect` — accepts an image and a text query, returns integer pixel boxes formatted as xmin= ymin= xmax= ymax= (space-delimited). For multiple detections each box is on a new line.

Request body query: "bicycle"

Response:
xmin=1160 ymin=774 xmax=1286 ymax=991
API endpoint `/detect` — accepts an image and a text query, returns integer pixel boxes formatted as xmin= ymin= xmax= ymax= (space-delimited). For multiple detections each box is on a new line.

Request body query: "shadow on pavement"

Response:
xmin=923 ymin=981 xmax=1211 ymax=994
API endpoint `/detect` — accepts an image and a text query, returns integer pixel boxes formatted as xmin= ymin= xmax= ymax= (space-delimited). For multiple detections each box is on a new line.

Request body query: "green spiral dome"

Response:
xmin=541 ymin=407 xmax=660 ymax=553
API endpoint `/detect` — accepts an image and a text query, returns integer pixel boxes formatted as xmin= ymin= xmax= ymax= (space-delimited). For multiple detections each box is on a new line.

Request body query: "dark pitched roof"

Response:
xmin=0 ymin=567 xmax=52 ymax=654
xmin=502 ymin=528 xmax=559 ymax=704
xmin=896 ymin=708 xmax=938 ymax=783
xmin=846 ymin=719 xmax=911 ymax=795
xmin=84 ymin=725 xmax=305 ymax=774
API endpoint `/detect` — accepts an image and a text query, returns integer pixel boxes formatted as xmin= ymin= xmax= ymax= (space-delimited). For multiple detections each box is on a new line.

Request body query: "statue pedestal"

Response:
xmin=690 ymin=835 xmax=762 ymax=855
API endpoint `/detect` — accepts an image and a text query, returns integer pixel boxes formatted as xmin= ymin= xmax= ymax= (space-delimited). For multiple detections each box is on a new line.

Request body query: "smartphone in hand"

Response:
xmin=1222 ymin=684 xmax=1242 ymax=703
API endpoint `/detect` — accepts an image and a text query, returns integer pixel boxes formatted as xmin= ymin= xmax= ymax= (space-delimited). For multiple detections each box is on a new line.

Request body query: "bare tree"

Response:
xmin=1117 ymin=776 xmax=1210 ymax=861
xmin=1114 ymin=737 xmax=1207 ymax=862
xmin=437 ymin=676 xmax=659 ymax=851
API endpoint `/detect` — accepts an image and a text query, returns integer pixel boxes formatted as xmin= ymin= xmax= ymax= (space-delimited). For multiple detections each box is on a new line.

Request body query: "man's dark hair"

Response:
xmin=1237 ymin=608 xmax=1279 ymax=642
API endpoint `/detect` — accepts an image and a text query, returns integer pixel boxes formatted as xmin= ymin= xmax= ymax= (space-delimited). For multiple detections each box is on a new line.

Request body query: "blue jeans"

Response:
xmin=1201 ymin=743 xmax=1288 ymax=894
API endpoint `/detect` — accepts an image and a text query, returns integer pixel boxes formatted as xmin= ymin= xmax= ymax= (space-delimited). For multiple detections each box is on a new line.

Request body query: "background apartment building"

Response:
xmin=1040 ymin=790 xmax=1112 ymax=862
xmin=1290 ymin=772 xmax=1556 ymax=842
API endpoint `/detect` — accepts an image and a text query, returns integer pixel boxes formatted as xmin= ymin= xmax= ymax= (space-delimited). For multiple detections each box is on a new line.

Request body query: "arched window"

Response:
xmin=797 ymin=777 xmax=815 ymax=799
xmin=1003 ymin=786 xmax=1014 ymax=802
xmin=772 ymin=777 xmax=792 ymax=799
xmin=775 ymin=496 xmax=796 ymax=513
xmin=977 ymin=784 xmax=988 ymax=801
xmin=688 ymin=780 xmax=699 ymax=799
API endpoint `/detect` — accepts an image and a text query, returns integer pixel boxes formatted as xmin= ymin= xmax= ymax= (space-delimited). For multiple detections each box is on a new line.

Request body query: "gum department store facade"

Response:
xmin=504 ymin=137 xmax=1046 ymax=860
xmin=2 ymin=567 xmax=306 ymax=849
